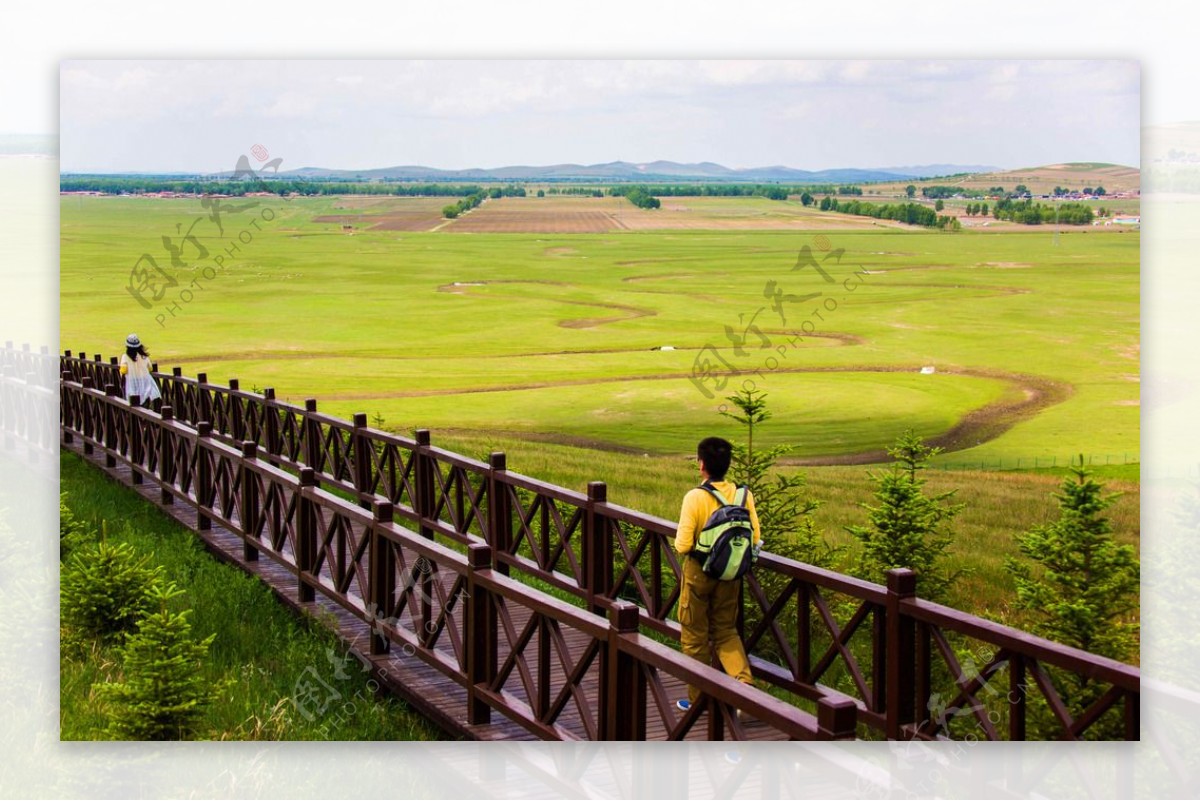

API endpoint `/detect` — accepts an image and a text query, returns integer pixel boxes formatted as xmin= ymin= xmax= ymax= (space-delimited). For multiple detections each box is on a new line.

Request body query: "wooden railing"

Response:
xmin=60 ymin=372 xmax=859 ymax=741
xmin=1 ymin=342 xmax=56 ymax=463
xmin=59 ymin=351 xmax=1141 ymax=740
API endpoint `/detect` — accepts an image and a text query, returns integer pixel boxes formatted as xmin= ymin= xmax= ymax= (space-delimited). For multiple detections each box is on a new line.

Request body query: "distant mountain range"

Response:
xmin=247 ymin=160 xmax=1004 ymax=184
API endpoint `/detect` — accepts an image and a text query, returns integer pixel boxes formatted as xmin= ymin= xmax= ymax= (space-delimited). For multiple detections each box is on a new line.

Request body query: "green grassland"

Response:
xmin=59 ymin=192 xmax=1140 ymax=628
xmin=60 ymin=195 xmax=1139 ymax=466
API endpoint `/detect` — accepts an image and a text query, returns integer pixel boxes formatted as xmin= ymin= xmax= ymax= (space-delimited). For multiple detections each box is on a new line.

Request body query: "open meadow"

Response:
xmin=60 ymin=192 xmax=1140 ymax=620
xmin=60 ymin=193 xmax=1138 ymax=462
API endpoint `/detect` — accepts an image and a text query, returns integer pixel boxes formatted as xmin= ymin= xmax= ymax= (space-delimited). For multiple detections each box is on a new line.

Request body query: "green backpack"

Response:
xmin=692 ymin=482 xmax=755 ymax=581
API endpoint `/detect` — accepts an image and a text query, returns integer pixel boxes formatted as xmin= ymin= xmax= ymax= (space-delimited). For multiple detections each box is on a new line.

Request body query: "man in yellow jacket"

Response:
xmin=674 ymin=436 xmax=762 ymax=713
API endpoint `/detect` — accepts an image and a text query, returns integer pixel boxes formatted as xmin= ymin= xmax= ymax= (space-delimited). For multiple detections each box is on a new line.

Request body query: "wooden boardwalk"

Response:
xmin=66 ymin=440 xmax=789 ymax=742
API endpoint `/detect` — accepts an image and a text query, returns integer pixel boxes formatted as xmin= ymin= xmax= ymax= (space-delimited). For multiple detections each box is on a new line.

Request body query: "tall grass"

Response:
xmin=429 ymin=430 xmax=1140 ymax=634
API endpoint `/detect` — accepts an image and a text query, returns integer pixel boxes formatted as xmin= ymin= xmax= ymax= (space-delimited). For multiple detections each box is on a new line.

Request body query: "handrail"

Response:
xmin=60 ymin=375 xmax=854 ymax=741
xmin=57 ymin=351 xmax=1141 ymax=740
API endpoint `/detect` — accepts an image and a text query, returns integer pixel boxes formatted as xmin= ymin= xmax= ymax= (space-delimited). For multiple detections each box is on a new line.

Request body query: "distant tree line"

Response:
xmin=486 ymin=185 xmax=527 ymax=199
xmin=441 ymin=190 xmax=488 ymax=219
xmin=818 ymin=196 xmax=961 ymax=230
xmin=1053 ymin=185 xmax=1106 ymax=196
xmin=605 ymin=183 xmax=847 ymax=200
xmin=991 ymin=199 xmax=1094 ymax=225
xmin=920 ymin=185 xmax=962 ymax=199
xmin=547 ymin=187 xmax=605 ymax=197
xmin=610 ymin=185 xmax=662 ymax=209
xmin=60 ymin=176 xmax=489 ymax=198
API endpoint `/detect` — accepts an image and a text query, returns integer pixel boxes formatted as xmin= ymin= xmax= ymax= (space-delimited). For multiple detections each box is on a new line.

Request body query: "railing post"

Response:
xmin=197 ymin=372 xmax=210 ymax=424
xmin=817 ymin=696 xmax=858 ymax=740
xmin=263 ymin=388 xmax=281 ymax=467
xmin=303 ymin=398 xmax=321 ymax=471
xmin=128 ymin=395 xmax=143 ymax=483
xmin=585 ymin=481 xmax=612 ymax=615
xmin=196 ymin=422 xmax=213 ymax=531
xmin=61 ymin=371 xmax=74 ymax=444
xmin=797 ymin=583 xmax=812 ymax=684
xmin=167 ymin=365 xmax=180 ymax=410
xmin=414 ymin=429 xmax=434 ymax=630
xmin=601 ymin=600 xmax=644 ymax=740
xmin=707 ymin=694 xmax=726 ymax=743
xmin=229 ymin=378 xmax=245 ymax=441
xmin=1009 ymin=652 xmax=1026 ymax=741
xmin=102 ymin=383 xmax=118 ymax=467
xmin=297 ymin=467 xmax=317 ymax=603
xmin=872 ymin=599 xmax=886 ymax=714
xmin=240 ymin=440 xmax=260 ymax=562
xmin=414 ymin=429 xmax=434 ymax=539
xmin=487 ymin=452 xmax=511 ymax=576
xmin=483 ymin=453 xmax=505 ymax=677
xmin=370 ymin=501 xmax=396 ymax=656
xmin=1124 ymin=688 xmax=1139 ymax=741
xmin=0 ymin=367 xmax=13 ymax=451
xmin=159 ymin=405 xmax=175 ymax=504
xmin=81 ymin=376 xmax=94 ymax=454
xmin=466 ymin=542 xmax=494 ymax=724
xmin=353 ymin=413 xmax=372 ymax=509
xmin=885 ymin=568 xmax=918 ymax=740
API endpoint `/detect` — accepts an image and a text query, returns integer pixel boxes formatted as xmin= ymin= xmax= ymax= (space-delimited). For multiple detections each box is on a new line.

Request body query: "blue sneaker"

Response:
xmin=676 ymin=699 xmax=692 ymax=712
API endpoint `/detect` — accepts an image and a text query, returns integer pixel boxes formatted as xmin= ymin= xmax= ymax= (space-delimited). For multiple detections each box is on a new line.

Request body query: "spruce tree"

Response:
xmin=1006 ymin=462 xmax=1139 ymax=660
xmin=59 ymin=492 xmax=92 ymax=561
xmin=61 ymin=538 xmax=162 ymax=643
xmin=846 ymin=429 xmax=963 ymax=600
xmin=719 ymin=387 xmax=829 ymax=567
xmin=719 ymin=387 xmax=833 ymax=665
xmin=1004 ymin=462 xmax=1138 ymax=738
xmin=97 ymin=582 xmax=220 ymax=740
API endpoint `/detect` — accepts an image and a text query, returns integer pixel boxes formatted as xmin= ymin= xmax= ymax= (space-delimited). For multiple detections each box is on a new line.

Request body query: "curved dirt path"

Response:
xmin=326 ymin=365 xmax=1072 ymax=464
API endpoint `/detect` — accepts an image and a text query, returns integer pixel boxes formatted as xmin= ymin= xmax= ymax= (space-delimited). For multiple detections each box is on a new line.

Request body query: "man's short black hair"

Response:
xmin=697 ymin=437 xmax=733 ymax=481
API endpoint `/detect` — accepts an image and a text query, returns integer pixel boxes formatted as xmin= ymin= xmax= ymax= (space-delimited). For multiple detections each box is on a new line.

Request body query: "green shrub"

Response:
xmin=61 ymin=538 xmax=162 ymax=643
xmin=1005 ymin=462 xmax=1139 ymax=739
xmin=59 ymin=492 xmax=93 ymax=561
xmin=846 ymin=429 xmax=965 ymax=601
xmin=96 ymin=582 xmax=221 ymax=740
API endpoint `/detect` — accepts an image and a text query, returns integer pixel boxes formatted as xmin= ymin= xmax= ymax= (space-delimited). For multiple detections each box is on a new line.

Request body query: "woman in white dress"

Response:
xmin=119 ymin=333 xmax=161 ymax=406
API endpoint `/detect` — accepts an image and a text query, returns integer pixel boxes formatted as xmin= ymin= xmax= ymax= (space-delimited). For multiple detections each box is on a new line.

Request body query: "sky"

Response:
xmin=58 ymin=59 xmax=1140 ymax=174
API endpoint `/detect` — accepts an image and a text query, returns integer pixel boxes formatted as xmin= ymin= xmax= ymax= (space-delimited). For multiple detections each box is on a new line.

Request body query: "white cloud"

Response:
xmin=58 ymin=59 xmax=1141 ymax=173
xmin=263 ymin=91 xmax=318 ymax=119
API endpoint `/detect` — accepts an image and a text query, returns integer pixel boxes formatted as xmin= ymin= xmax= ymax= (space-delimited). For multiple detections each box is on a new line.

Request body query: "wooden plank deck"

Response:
xmin=64 ymin=440 xmax=791 ymax=742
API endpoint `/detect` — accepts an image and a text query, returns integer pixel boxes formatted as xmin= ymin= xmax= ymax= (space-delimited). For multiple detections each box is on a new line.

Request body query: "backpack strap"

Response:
xmin=699 ymin=482 xmax=749 ymax=508
xmin=699 ymin=481 xmax=728 ymax=507
xmin=733 ymin=486 xmax=748 ymax=508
